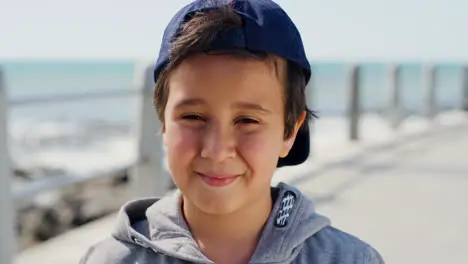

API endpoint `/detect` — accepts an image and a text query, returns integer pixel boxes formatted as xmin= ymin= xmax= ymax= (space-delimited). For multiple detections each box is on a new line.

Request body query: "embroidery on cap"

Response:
xmin=275 ymin=191 xmax=296 ymax=227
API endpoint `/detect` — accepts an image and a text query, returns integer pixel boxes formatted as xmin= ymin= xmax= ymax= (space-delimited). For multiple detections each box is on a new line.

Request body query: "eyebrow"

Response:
xmin=174 ymin=98 xmax=272 ymax=114
xmin=174 ymin=98 xmax=205 ymax=109
xmin=233 ymin=102 xmax=272 ymax=114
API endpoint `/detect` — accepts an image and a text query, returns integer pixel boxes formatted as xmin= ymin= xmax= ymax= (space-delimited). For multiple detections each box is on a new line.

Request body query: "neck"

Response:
xmin=182 ymin=190 xmax=273 ymax=263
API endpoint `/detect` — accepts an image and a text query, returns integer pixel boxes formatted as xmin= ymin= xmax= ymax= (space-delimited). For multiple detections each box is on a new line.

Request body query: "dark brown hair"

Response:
xmin=154 ymin=5 xmax=316 ymax=138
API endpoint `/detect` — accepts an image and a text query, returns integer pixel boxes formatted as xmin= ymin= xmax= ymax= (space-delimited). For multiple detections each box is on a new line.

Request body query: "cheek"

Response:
xmin=164 ymin=125 xmax=200 ymax=168
xmin=237 ymin=130 xmax=283 ymax=171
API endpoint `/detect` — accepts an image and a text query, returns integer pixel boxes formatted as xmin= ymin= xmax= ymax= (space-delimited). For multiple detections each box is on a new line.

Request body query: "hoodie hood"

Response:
xmin=111 ymin=182 xmax=330 ymax=263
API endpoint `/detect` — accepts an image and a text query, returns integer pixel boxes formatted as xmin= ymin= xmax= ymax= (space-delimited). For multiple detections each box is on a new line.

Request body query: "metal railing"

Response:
xmin=0 ymin=64 xmax=170 ymax=264
xmin=4 ymin=68 xmax=170 ymax=199
xmin=345 ymin=64 xmax=468 ymax=141
xmin=1 ymin=68 xmax=16 ymax=264
xmin=9 ymin=88 xmax=141 ymax=106
xmin=1 ymin=62 xmax=468 ymax=264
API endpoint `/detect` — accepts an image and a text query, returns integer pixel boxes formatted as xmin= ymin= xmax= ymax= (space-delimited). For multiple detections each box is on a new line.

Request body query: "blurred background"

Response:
xmin=1 ymin=0 xmax=468 ymax=263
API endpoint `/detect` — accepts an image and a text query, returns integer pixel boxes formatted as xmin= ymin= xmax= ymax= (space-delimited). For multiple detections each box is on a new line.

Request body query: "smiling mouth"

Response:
xmin=196 ymin=173 xmax=240 ymax=187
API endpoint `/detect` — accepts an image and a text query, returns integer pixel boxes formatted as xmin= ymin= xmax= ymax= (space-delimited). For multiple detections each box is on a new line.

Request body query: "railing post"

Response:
xmin=389 ymin=64 xmax=402 ymax=129
xmin=423 ymin=64 xmax=437 ymax=119
xmin=462 ymin=66 xmax=468 ymax=112
xmin=130 ymin=65 xmax=170 ymax=198
xmin=348 ymin=64 xmax=360 ymax=141
xmin=0 ymin=69 xmax=15 ymax=264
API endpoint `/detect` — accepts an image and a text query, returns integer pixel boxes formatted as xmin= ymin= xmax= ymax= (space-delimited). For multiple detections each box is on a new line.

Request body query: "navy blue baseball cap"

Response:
xmin=153 ymin=0 xmax=311 ymax=167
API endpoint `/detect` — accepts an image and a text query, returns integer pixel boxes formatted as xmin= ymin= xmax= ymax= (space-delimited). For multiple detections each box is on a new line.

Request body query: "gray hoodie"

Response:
xmin=79 ymin=182 xmax=384 ymax=263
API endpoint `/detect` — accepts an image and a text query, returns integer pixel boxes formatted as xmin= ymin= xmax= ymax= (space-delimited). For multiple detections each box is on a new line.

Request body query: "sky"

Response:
xmin=1 ymin=0 xmax=467 ymax=61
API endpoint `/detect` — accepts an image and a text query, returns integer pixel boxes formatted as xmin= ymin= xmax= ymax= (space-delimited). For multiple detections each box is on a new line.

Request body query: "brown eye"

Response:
xmin=182 ymin=114 xmax=206 ymax=121
xmin=235 ymin=117 xmax=259 ymax=124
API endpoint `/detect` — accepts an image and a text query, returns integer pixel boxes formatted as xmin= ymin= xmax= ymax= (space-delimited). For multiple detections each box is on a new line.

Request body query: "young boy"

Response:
xmin=80 ymin=0 xmax=384 ymax=263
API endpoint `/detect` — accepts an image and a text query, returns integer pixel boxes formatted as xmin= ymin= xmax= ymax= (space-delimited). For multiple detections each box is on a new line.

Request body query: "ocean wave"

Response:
xmin=10 ymin=119 xmax=137 ymax=179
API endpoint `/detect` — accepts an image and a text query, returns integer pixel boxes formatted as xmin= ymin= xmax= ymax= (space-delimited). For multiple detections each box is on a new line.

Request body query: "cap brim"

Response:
xmin=277 ymin=124 xmax=310 ymax=167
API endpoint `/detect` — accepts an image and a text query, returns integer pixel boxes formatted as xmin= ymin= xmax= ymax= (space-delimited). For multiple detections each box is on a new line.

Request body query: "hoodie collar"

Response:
xmin=112 ymin=193 xmax=213 ymax=263
xmin=146 ymin=190 xmax=212 ymax=263
xmin=112 ymin=183 xmax=330 ymax=264
xmin=250 ymin=183 xmax=330 ymax=263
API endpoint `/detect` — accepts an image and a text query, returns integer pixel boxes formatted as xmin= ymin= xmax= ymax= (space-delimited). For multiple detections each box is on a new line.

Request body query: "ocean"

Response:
xmin=3 ymin=61 xmax=139 ymax=124
xmin=2 ymin=61 xmax=464 ymax=121
xmin=1 ymin=60 xmax=465 ymax=179
xmin=0 ymin=61 xmax=461 ymax=119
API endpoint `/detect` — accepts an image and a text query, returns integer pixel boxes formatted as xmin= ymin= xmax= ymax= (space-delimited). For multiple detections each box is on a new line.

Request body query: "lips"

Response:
xmin=197 ymin=173 xmax=240 ymax=187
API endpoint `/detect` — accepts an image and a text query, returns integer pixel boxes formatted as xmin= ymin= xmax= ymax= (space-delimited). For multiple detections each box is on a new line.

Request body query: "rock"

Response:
xmin=15 ymin=168 xmax=132 ymax=250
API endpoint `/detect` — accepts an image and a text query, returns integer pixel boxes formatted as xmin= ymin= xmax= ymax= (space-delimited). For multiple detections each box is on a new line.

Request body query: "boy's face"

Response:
xmin=163 ymin=53 xmax=304 ymax=215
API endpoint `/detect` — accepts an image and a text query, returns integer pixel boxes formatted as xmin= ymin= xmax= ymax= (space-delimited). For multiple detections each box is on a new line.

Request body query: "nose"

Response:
xmin=200 ymin=123 xmax=236 ymax=162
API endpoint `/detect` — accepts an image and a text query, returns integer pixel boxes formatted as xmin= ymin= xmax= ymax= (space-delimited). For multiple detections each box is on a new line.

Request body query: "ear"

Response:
xmin=280 ymin=111 xmax=307 ymax=158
